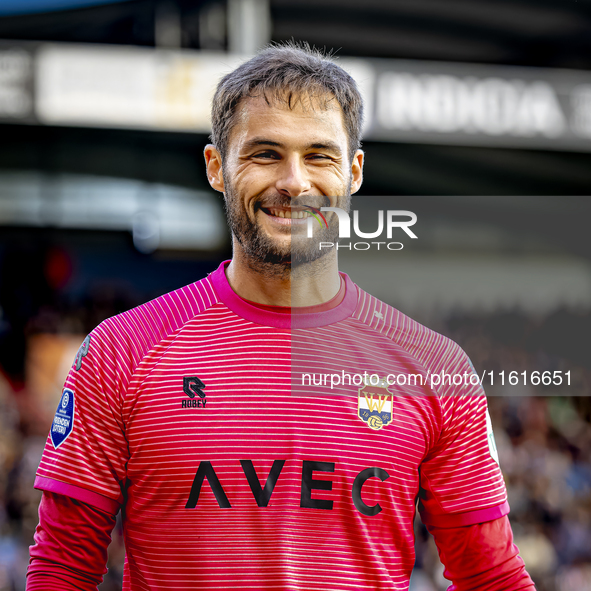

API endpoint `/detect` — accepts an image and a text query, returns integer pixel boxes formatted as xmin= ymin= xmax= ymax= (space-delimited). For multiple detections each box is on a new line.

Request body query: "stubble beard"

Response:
xmin=223 ymin=177 xmax=351 ymax=278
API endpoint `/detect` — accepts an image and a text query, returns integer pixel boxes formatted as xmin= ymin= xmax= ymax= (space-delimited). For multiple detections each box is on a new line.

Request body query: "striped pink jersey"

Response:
xmin=36 ymin=261 xmax=508 ymax=590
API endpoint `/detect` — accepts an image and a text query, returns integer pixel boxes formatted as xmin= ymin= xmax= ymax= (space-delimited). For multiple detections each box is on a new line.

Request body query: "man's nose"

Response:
xmin=275 ymin=157 xmax=312 ymax=198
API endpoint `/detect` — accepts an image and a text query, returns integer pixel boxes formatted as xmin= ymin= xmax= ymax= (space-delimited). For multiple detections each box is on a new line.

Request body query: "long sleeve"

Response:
xmin=27 ymin=491 xmax=117 ymax=591
xmin=427 ymin=515 xmax=536 ymax=591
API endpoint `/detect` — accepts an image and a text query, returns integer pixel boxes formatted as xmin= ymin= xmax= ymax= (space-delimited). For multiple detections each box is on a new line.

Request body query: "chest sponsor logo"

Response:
xmin=51 ymin=388 xmax=75 ymax=449
xmin=185 ymin=459 xmax=390 ymax=517
xmin=358 ymin=376 xmax=394 ymax=430
xmin=182 ymin=376 xmax=207 ymax=408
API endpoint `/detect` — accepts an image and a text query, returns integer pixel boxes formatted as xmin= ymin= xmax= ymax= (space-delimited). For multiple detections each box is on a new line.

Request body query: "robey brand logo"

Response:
xmin=182 ymin=376 xmax=207 ymax=408
xmin=305 ymin=207 xmax=418 ymax=251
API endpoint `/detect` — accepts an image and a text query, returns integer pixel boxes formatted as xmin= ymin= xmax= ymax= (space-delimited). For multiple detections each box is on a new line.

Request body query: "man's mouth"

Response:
xmin=261 ymin=207 xmax=314 ymax=220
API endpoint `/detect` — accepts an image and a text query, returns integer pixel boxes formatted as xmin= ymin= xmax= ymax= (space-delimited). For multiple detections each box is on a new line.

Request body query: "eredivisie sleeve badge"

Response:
xmin=358 ymin=376 xmax=394 ymax=430
xmin=50 ymin=388 xmax=75 ymax=449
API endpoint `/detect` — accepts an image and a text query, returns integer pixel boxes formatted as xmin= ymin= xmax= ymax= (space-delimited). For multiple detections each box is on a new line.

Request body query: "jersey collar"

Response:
xmin=210 ymin=260 xmax=358 ymax=329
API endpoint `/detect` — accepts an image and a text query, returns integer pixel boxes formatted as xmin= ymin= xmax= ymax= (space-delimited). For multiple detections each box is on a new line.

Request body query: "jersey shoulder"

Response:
xmin=84 ymin=274 xmax=221 ymax=380
xmin=352 ymin=286 xmax=472 ymax=381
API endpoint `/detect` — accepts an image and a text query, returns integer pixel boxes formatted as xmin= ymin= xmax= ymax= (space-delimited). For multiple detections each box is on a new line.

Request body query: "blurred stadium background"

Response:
xmin=0 ymin=0 xmax=591 ymax=589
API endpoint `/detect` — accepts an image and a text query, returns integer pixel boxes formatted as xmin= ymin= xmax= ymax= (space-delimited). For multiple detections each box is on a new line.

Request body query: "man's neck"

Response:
xmin=225 ymin=249 xmax=341 ymax=307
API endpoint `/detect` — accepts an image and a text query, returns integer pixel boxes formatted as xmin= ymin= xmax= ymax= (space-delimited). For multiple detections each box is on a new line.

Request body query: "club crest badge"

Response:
xmin=358 ymin=375 xmax=394 ymax=431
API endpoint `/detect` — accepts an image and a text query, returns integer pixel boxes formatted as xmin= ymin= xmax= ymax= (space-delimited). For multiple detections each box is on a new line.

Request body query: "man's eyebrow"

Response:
xmin=242 ymin=138 xmax=284 ymax=151
xmin=308 ymin=141 xmax=342 ymax=155
xmin=241 ymin=138 xmax=343 ymax=154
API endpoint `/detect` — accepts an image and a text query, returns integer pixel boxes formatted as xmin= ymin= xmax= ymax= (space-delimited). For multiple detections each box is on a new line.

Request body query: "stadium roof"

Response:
xmin=0 ymin=0 xmax=130 ymax=17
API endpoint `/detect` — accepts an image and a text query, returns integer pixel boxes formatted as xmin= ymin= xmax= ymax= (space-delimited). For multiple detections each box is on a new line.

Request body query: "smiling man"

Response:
xmin=205 ymin=61 xmax=363 ymax=298
xmin=27 ymin=44 xmax=535 ymax=591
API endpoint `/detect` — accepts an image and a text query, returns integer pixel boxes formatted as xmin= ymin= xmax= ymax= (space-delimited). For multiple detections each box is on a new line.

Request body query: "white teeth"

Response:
xmin=267 ymin=209 xmax=312 ymax=219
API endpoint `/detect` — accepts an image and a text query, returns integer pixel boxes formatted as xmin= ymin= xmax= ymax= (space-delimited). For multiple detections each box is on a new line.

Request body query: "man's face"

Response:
xmin=206 ymin=93 xmax=363 ymax=267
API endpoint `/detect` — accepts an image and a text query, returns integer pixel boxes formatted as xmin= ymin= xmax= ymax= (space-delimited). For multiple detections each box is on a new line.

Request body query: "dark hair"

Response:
xmin=210 ymin=42 xmax=364 ymax=161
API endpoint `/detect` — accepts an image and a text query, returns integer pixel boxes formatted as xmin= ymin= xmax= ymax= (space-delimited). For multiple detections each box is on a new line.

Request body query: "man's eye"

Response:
xmin=307 ymin=153 xmax=332 ymax=161
xmin=253 ymin=151 xmax=279 ymax=159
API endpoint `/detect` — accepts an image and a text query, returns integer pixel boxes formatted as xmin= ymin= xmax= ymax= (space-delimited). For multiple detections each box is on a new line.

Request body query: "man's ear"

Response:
xmin=350 ymin=149 xmax=364 ymax=195
xmin=204 ymin=144 xmax=225 ymax=193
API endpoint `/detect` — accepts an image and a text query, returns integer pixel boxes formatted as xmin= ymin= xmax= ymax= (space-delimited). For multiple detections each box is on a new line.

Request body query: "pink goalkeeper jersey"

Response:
xmin=35 ymin=261 xmax=509 ymax=591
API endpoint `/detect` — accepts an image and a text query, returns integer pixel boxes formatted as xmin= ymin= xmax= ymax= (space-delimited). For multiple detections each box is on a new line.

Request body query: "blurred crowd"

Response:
xmin=0 ymin=287 xmax=590 ymax=590
xmin=413 ymin=308 xmax=591 ymax=591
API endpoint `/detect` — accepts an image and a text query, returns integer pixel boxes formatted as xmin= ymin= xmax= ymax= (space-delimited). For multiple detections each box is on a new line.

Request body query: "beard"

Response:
xmin=223 ymin=176 xmax=351 ymax=270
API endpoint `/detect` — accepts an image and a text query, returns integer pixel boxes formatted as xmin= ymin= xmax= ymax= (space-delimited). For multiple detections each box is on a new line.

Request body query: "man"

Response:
xmin=27 ymin=44 xmax=535 ymax=590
